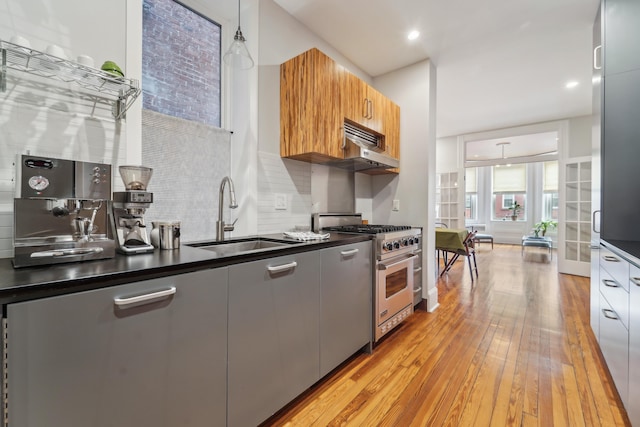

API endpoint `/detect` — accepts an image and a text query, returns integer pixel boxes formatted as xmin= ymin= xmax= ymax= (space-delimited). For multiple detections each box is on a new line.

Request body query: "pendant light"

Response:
xmin=223 ymin=0 xmax=254 ymax=70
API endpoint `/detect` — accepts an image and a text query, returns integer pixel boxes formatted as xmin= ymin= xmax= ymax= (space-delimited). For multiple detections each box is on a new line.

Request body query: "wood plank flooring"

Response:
xmin=263 ymin=244 xmax=631 ymax=426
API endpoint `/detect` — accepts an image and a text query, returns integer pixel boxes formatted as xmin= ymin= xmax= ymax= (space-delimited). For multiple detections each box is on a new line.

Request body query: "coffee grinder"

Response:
xmin=110 ymin=165 xmax=155 ymax=254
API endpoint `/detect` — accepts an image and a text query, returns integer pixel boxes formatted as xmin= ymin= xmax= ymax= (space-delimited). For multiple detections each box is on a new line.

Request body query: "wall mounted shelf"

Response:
xmin=1 ymin=39 xmax=140 ymax=119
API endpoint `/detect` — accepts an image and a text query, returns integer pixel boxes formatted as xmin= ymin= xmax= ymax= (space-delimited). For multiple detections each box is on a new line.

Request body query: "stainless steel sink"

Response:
xmin=186 ymin=238 xmax=301 ymax=257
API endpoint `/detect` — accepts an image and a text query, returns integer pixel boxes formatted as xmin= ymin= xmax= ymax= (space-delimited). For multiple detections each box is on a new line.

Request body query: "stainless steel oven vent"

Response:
xmin=344 ymin=122 xmax=380 ymax=149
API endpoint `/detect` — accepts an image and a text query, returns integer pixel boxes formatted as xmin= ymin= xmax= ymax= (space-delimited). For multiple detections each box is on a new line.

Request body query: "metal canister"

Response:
xmin=158 ymin=221 xmax=181 ymax=250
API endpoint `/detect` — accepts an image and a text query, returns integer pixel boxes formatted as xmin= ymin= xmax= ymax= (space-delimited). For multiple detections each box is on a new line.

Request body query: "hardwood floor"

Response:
xmin=263 ymin=244 xmax=631 ymax=426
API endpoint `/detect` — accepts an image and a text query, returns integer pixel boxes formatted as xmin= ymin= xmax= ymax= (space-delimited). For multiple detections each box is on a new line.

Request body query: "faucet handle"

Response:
xmin=223 ymin=217 xmax=238 ymax=232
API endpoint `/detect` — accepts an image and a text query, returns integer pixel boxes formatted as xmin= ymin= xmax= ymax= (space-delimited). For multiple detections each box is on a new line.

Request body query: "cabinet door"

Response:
xmin=599 ymin=290 xmax=629 ymax=407
xmin=7 ymin=268 xmax=228 ymax=427
xmin=228 ymin=252 xmax=320 ymax=427
xmin=604 ymin=0 xmax=640 ymax=76
xmin=281 ymin=48 xmax=343 ymax=161
xmin=601 ymin=68 xmax=640 ymax=241
xmin=365 ymin=85 xmax=386 ymax=134
xmin=320 ymin=241 xmax=372 ymax=377
xmin=629 ymin=265 xmax=640 ymax=427
xmin=343 ymin=71 xmax=369 ymax=128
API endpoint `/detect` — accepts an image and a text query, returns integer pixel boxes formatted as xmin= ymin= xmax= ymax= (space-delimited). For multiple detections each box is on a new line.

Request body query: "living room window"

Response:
xmin=542 ymin=161 xmax=559 ymax=220
xmin=491 ymin=164 xmax=527 ymax=221
xmin=465 ymin=167 xmax=478 ymax=221
xmin=142 ymin=0 xmax=222 ymax=127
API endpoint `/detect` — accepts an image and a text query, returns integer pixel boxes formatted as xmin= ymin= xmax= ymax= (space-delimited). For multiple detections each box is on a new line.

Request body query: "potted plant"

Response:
xmin=533 ymin=219 xmax=558 ymax=237
xmin=509 ymin=201 xmax=522 ymax=221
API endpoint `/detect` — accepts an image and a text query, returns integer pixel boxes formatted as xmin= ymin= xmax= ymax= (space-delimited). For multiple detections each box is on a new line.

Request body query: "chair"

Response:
xmin=440 ymin=230 xmax=478 ymax=282
xmin=473 ymin=233 xmax=494 ymax=249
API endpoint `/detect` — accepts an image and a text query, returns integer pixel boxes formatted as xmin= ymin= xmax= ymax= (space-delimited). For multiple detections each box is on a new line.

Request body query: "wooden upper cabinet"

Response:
xmin=280 ymin=48 xmax=343 ymax=162
xmin=281 ymin=47 xmax=400 ymax=170
xmin=342 ymin=74 xmax=386 ymax=135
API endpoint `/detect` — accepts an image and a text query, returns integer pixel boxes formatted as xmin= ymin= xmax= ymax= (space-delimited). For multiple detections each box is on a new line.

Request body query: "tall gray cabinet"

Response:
xmin=601 ymin=0 xmax=640 ymax=241
xmin=595 ymin=0 xmax=640 ymax=424
xmin=5 ymin=268 xmax=229 ymax=427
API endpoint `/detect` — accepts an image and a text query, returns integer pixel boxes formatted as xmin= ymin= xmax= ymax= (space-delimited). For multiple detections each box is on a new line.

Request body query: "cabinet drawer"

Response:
xmin=600 ymin=267 xmax=629 ymax=329
xmin=599 ymin=292 xmax=629 ymax=407
xmin=600 ymin=245 xmax=630 ymax=292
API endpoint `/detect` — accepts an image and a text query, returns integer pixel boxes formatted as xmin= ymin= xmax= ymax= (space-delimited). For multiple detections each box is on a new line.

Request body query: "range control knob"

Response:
xmin=402 ymin=239 xmax=409 ymax=246
xmin=414 ymin=237 xmax=420 ymax=244
xmin=384 ymin=242 xmax=393 ymax=251
xmin=408 ymin=238 xmax=415 ymax=245
xmin=393 ymin=241 xmax=400 ymax=249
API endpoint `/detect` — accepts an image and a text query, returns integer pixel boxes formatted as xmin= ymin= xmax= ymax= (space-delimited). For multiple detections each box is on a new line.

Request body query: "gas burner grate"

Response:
xmin=323 ymin=224 xmax=413 ymax=234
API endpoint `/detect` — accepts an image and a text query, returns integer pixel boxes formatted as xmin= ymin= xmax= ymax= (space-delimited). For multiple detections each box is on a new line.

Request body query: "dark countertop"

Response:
xmin=601 ymin=239 xmax=640 ymax=265
xmin=0 ymin=233 xmax=372 ymax=305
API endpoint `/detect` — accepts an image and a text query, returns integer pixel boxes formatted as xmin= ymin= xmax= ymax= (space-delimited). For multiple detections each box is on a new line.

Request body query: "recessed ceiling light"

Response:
xmin=407 ymin=30 xmax=420 ymax=41
xmin=565 ymin=81 xmax=579 ymax=89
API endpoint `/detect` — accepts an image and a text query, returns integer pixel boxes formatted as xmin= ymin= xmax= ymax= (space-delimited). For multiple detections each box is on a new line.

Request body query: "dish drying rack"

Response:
xmin=283 ymin=231 xmax=330 ymax=241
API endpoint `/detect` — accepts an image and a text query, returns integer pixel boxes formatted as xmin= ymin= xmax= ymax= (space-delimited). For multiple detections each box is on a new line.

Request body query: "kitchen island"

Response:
xmin=0 ymin=233 xmax=374 ymax=427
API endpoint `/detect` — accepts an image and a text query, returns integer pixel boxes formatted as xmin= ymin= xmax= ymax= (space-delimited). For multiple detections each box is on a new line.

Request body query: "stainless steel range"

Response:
xmin=312 ymin=213 xmax=421 ymax=342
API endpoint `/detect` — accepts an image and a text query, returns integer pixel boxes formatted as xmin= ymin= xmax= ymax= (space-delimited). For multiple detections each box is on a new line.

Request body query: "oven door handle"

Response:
xmin=379 ymin=254 xmax=417 ymax=270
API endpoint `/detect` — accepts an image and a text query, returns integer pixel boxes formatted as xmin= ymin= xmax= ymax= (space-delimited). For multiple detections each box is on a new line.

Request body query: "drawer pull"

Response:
xmin=340 ymin=248 xmax=359 ymax=256
xmin=413 ymin=286 xmax=422 ymax=293
xmin=602 ymin=279 xmax=619 ymax=288
xmin=602 ymin=308 xmax=619 ymax=320
xmin=267 ymin=261 xmax=297 ymax=273
xmin=414 ymin=267 xmax=423 ymax=273
xmin=114 ymin=287 xmax=176 ymax=309
xmin=632 ymin=277 xmax=640 ymax=287
xmin=603 ymin=255 xmax=620 ymax=262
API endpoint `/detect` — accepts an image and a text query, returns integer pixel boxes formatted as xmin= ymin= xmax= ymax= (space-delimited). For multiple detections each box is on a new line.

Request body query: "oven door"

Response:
xmin=376 ymin=254 xmax=416 ymax=337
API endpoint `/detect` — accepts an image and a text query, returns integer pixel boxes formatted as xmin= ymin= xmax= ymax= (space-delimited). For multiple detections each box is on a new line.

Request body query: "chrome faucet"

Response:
xmin=216 ymin=176 xmax=238 ymax=241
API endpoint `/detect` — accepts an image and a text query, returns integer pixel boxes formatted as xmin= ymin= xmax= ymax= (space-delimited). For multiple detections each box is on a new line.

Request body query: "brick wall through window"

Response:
xmin=142 ymin=0 xmax=221 ymax=127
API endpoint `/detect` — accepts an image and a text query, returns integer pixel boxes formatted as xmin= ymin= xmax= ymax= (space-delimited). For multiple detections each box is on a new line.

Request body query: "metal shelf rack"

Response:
xmin=0 ymin=39 xmax=140 ymax=119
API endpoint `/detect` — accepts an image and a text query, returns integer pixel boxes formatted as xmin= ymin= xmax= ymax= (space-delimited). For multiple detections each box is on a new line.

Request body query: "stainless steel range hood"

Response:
xmin=325 ymin=122 xmax=399 ymax=172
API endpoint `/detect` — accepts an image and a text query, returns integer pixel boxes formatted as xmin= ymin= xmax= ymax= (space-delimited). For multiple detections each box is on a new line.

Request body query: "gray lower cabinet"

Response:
xmin=320 ymin=241 xmax=372 ymax=377
xmin=629 ymin=264 xmax=640 ymax=426
xmin=5 ymin=268 xmax=228 ymax=427
xmin=227 ymin=252 xmax=320 ymax=427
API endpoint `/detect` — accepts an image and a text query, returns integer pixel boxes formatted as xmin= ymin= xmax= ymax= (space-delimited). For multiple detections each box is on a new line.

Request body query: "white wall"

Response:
xmin=371 ymin=60 xmax=439 ymax=311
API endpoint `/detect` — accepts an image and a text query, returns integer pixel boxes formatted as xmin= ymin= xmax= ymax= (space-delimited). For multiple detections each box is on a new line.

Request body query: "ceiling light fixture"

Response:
xmin=223 ymin=0 xmax=254 ymax=70
xmin=565 ymin=80 xmax=579 ymax=89
xmin=407 ymin=30 xmax=420 ymax=41
xmin=496 ymin=141 xmax=511 ymax=159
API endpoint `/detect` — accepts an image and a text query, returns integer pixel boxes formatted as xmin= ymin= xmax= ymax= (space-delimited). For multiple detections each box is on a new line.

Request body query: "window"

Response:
xmin=465 ymin=167 xmax=477 ymax=221
xmin=502 ymin=194 xmax=514 ymax=210
xmin=542 ymin=161 xmax=559 ymax=220
xmin=492 ymin=164 xmax=527 ymax=221
xmin=142 ymin=0 xmax=222 ymax=127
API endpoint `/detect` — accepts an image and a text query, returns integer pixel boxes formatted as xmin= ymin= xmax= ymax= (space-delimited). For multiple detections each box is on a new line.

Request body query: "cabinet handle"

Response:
xmin=592 ymin=209 xmax=600 ymax=234
xmin=413 ymin=286 xmax=422 ymax=293
xmin=631 ymin=277 xmax=640 ymax=287
xmin=414 ymin=267 xmax=423 ymax=273
xmin=413 ymin=249 xmax=422 ymax=254
xmin=368 ymin=99 xmax=373 ymax=119
xmin=114 ymin=287 xmax=176 ymax=309
xmin=362 ymin=98 xmax=369 ymax=119
xmin=267 ymin=261 xmax=297 ymax=273
xmin=602 ymin=308 xmax=619 ymax=320
xmin=603 ymin=255 xmax=620 ymax=263
xmin=340 ymin=248 xmax=359 ymax=256
xmin=602 ymin=279 xmax=619 ymax=288
xmin=341 ymin=126 xmax=346 ymax=150
xmin=593 ymin=45 xmax=602 ymax=70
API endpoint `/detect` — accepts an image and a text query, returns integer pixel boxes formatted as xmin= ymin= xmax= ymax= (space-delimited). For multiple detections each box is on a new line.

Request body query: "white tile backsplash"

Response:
xmin=0 ymin=82 xmax=126 ymax=259
xmin=141 ymin=110 xmax=231 ymax=243
xmin=257 ymin=152 xmax=313 ymax=233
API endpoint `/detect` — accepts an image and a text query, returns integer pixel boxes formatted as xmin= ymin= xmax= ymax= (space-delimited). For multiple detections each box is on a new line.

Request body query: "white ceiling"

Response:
xmin=273 ymin=0 xmax=600 ymax=138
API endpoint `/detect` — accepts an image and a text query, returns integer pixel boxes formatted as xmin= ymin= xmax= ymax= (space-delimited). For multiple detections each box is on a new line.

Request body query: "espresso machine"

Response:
xmin=110 ymin=165 xmax=155 ymax=255
xmin=13 ymin=155 xmax=116 ymax=268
